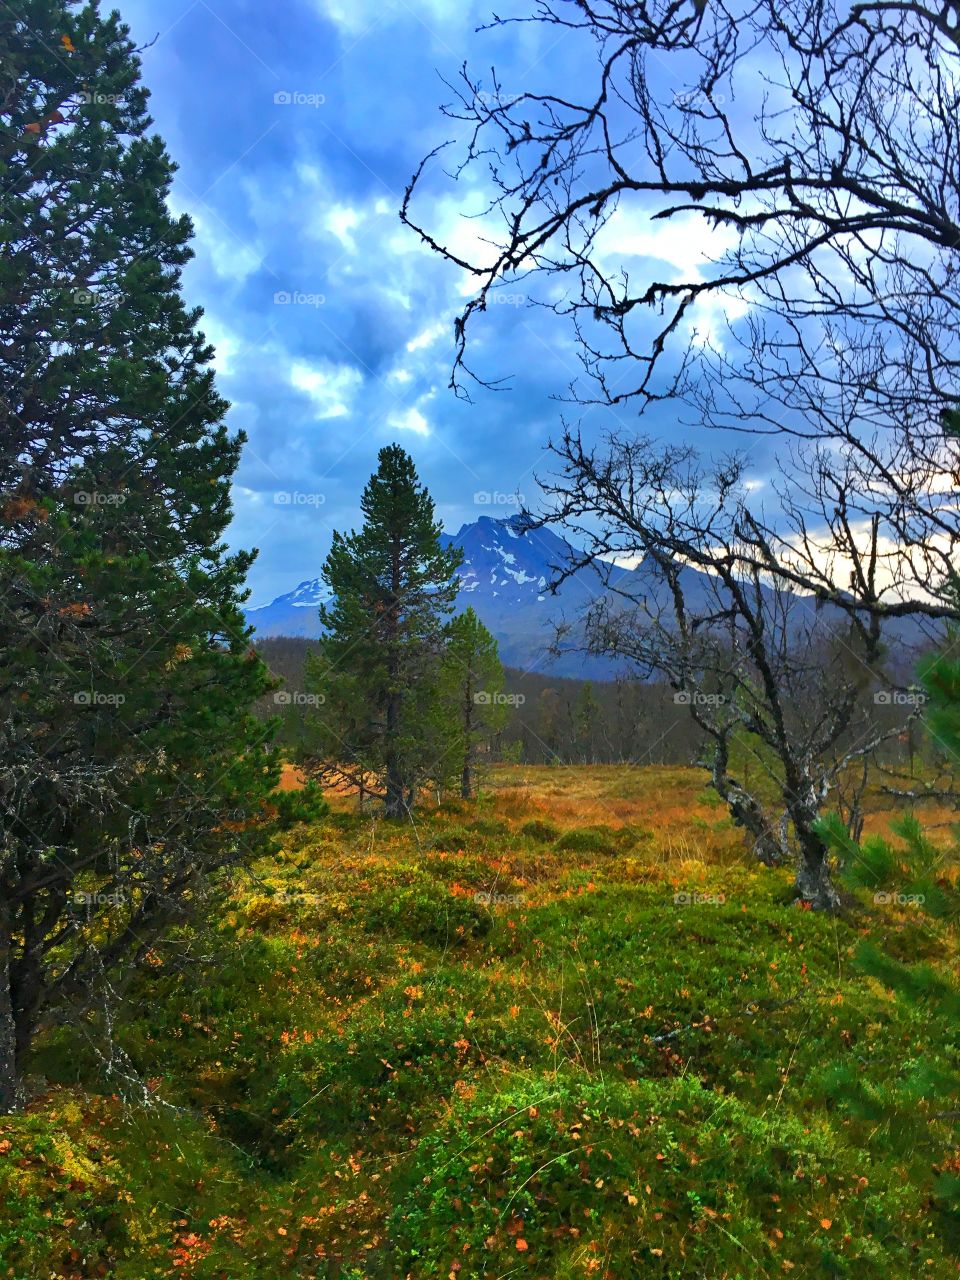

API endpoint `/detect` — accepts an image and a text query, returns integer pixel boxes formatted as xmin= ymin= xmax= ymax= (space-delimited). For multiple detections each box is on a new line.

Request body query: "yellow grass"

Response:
xmin=283 ymin=760 xmax=958 ymax=866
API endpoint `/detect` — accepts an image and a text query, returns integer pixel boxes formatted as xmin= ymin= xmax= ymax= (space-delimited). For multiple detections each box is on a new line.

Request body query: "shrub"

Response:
xmin=388 ymin=1070 xmax=940 ymax=1277
xmin=521 ymin=819 xmax=560 ymax=842
xmin=361 ymin=877 xmax=492 ymax=945
xmin=554 ymin=826 xmax=619 ymax=855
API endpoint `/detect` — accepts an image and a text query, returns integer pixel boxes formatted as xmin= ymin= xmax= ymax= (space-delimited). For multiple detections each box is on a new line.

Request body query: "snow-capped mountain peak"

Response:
xmin=245 ymin=515 xmax=628 ymax=674
xmin=440 ymin=514 xmax=572 ymax=603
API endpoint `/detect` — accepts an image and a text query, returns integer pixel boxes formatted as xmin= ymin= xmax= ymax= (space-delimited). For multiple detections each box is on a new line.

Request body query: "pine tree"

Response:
xmin=435 ymin=608 xmax=507 ymax=799
xmin=815 ymin=811 xmax=959 ymax=1220
xmin=305 ymin=446 xmax=462 ymax=817
xmin=813 ymin=405 xmax=960 ymax=1226
xmin=917 ymin=410 xmax=960 ymax=766
xmin=0 ymin=1 xmax=290 ymax=1113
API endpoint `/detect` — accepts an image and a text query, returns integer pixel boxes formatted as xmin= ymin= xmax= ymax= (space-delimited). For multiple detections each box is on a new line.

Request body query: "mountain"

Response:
xmin=244 ymin=514 xmax=631 ymax=676
xmin=243 ymin=576 xmax=334 ymax=640
xmin=244 ymin=514 xmax=931 ymax=679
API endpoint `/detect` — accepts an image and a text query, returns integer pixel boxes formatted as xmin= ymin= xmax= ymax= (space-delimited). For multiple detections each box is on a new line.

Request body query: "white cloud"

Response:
xmin=325 ymin=204 xmax=362 ymax=253
xmin=595 ymin=207 xmax=751 ymax=348
xmin=198 ymin=315 xmax=241 ymax=376
xmin=290 ymin=360 xmax=363 ymax=418
xmin=406 ymin=321 xmax=446 ymax=353
xmin=596 ymin=208 xmax=740 ymax=280
xmin=315 ymin=0 xmax=483 ymax=36
xmin=388 ymin=187 xmax=507 ymax=296
xmin=387 ymin=405 xmax=431 ymax=436
xmin=173 ymin=201 xmax=263 ymax=284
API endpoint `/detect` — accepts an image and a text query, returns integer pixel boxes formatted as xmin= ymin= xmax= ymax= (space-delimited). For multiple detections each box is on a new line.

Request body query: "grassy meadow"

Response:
xmin=2 ymin=765 xmax=958 ymax=1279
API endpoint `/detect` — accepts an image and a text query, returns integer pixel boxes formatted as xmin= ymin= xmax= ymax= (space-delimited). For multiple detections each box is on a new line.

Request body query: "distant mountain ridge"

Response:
xmin=244 ymin=513 xmax=929 ymax=679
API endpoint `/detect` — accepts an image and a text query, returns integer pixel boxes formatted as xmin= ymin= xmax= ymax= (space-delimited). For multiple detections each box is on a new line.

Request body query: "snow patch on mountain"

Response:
xmin=246 ymin=513 xmax=627 ymax=674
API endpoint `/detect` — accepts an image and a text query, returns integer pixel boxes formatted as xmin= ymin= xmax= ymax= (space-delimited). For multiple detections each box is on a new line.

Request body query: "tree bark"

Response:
xmin=0 ymin=922 xmax=22 ymax=1115
xmin=384 ymin=539 xmax=406 ymax=819
xmin=384 ymin=743 xmax=405 ymax=818
xmin=792 ymin=816 xmax=841 ymax=910
xmin=710 ymin=740 xmax=786 ymax=866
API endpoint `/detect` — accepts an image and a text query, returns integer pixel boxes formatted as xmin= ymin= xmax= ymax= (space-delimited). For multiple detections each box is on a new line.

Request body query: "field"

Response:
xmin=2 ymin=766 xmax=958 ymax=1279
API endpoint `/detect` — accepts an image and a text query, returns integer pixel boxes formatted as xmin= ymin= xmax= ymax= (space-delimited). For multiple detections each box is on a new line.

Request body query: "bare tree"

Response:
xmin=403 ymin=0 xmax=960 ymax=608
xmin=541 ymin=430 xmax=935 ymax=906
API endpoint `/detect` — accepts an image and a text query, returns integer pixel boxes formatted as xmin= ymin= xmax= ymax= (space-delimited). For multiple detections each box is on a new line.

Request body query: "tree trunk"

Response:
xmin=793 ymin=827 xmax=841 ymax=910
xmin=729 ymin=790 xmax=785 ymax=867
xmin=461 ymin=673 xmax=474 ymax=800
xmin=384 ymin=770 xmax=405 ymax=819
xmin=710 ymin=744 xmax=785 ymax=865
xmin=384 ymin=688 xmax=405 ymax=818
xmin=0 ymin=923 xmax=21 ymax=1115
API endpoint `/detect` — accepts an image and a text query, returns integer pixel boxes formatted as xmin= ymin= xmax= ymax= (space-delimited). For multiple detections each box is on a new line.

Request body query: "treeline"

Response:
xmin=256 ymin=637 xmax=693 ymax=764
xmin=256 ymin=637 xmax=935 ymax=771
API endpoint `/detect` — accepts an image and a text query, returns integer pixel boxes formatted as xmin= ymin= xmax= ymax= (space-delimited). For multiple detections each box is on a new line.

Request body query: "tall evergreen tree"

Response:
xmin=0 ymin=2 xmax=287 ymax=1113
xmin=305 ymin=446 xmax=462 ymax=817
xmin=918 ymin=410 xmax=960 ymax=761
xmin=435 ymin=608 xmax=507 ymax=799
xmin=813 ymin=406 xmax=960 ymax=1229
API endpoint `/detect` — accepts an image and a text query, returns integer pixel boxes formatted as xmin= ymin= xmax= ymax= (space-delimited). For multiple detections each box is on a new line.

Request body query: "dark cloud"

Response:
xmin=117 ymin=0 xmax=762 ymax=601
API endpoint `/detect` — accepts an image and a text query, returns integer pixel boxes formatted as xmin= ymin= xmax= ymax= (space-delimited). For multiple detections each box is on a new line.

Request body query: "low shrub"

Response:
xmin=521 ymin=818 xmax=560 ymax=842
xmin=554 ymin=826 xmax=619 ymax=856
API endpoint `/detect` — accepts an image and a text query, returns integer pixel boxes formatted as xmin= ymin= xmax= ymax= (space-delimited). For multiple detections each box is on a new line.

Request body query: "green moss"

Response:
xmin=10 ymin=788 xmax=959 ymax=1279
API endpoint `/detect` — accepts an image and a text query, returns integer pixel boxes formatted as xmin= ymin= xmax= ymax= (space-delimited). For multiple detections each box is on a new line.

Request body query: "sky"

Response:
xmin=114 ymin=0 xmax=751 ymax=604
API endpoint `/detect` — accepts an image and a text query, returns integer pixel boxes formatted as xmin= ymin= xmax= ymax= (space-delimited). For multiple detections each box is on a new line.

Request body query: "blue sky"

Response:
xmin=115 ymin=0 xmax=750 ymax=603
